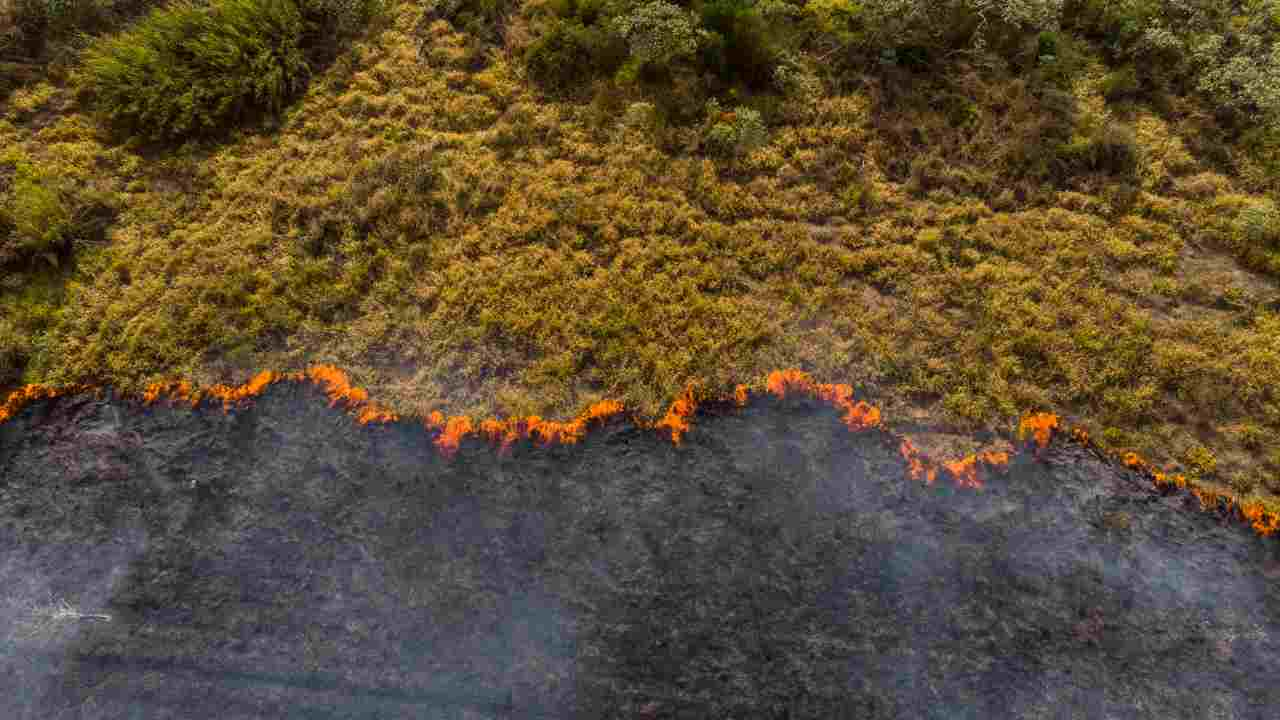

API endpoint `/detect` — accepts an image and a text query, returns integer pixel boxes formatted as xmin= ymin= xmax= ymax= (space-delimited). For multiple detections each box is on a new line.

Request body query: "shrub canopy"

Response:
xmin=78 ymin=0 xmax=312 ymax=139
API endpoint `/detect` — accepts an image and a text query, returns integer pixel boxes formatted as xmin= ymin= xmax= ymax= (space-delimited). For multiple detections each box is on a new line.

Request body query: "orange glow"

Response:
xmin=206 ymin=370 xmax=282 ymax=411
xmin=0 ymin=383 xmax=92 ymax=423
xmin=434 ymin=415 xmax=474 ymax=458
xmin=900 ymin=439 xmax=929 ymax=483
xmin=656 ymin=383 xmax=699 ymax=445
xmin=1018 ymin=412 xmax=1059 ymax=449
xmin=765 ymin=369 xmax=882 ymax=432
xmin=942 ymin=450 xmax=1010 ymax=490
xmin=1242 ymin=502 xmax=1280 ymax=537
xmin=1089 ymin=443 xmax=1274 ymax=538
xmin=7 ymin=367 xmax=1280 ymax=543
xmin=143 ymin=380 xmax=198 ymax=406
xmin=424 ymin=398 xmax=626 ymax=457
xmin=943 ymin=455 xmax=982 ymax=489
xmin=301 ymin=366 xmax=398 ymax=424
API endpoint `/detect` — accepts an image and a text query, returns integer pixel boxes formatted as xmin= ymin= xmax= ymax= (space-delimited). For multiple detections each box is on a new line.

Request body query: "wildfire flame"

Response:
xmin=1118 ymin=446 xmax=1278 ymax=538
xmin=0 ymin=383 xmax=94 ymax=423
xmin=656 ymin=383 xmax=699 ymax=446
xmin=4 ymin=366 xmax=1279 ymax=541
xmin=900 ymin=438 xmax=939 ymax=485
xmin=764 ymin=369 xmax=882 ymax=431
xmin=1018 ymin=412 xmax=1059 ymax=449
xmin=943 ymin=451 xmax=1012 ymax=490
xmin=760 ymin=370 xmax=1007 ymax=489
xmin=426 ymin=399 xmax=627 ymax=458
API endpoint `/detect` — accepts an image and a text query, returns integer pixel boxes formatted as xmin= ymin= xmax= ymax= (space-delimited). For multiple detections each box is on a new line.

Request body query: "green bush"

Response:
xmin=301 ymin=0 xmax=378 ymax=36
xmin=1237 ymin=199 xmax=1280 ymax=250
xmin=1 ymin=0 xmax=42 ymax=59
xmin=77 ymin=0 xmax=318 ymax=139
xmin=611 ymin=0 xmax=701 ymax=72
xmin=549 ymin=0 xmax=607 ymax=24
xmin=2 ymin=159 xmax=73 ymax=264
xmin=701 ymin=98 xmax=767 ymax=157
xmin=0 ymin=157 xmax=116 ymax=267
xmin=0 ymin=314 xmax=26 ymax=387
xmin=1100 ymin=65 xmax=1139 ymax=102
xmin=1090 ymin=120 xmax=1139 ymax=175
xmin=696 ymin=0 xmax=777 ymax=87
xmin=524 ymin=17 xmax=626 ymax=92
xmin=1 ymin=0 xmax=163 ymax=61
xmin=802 ymin=0 xmax=1066 ymax=68
xmin=1065 ymin=0 xmax=1279 ymax=131
xmin=1055 ymin=120 xmax=1139 ymax=179
xmin=426 ymin=0 xmax=518 ymax=44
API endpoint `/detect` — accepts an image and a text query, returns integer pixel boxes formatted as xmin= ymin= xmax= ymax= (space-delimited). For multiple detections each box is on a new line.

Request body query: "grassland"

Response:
xmin=2 ymin=0 xmax=1280 ymax=508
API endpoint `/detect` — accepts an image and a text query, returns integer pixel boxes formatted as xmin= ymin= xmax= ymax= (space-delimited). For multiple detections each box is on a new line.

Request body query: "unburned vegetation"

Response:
xmin=3 ymin=0 xmax=1280 ymax=512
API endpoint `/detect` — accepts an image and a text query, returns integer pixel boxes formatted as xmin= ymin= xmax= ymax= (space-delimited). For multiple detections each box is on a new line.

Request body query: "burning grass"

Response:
xmin=12 ymin=363 xmax=1277 ymax=542
xmin=4 ymin=1 xmax=1280 ymax=528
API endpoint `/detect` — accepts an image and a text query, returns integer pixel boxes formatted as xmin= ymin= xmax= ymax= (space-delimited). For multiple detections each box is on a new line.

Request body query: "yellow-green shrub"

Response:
xmin=524 ymin=17 xmax=626 ymax=93
xmin=2 ymin=159 xmax=73 ymax=265
xmin=77 ymin=0 xmax=312 ymax=139
xmin=1 ymin=156 xmax=117 ymax=267
xmin=1237 ymin=199 xmax=1280 ymax=249
xmin=1 ymin=0 xmax=163 ymax=67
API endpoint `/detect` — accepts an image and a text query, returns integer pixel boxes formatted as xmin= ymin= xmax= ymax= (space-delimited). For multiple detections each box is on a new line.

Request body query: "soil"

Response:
xmin=1 ymin=384 xmax=1278 ymax=719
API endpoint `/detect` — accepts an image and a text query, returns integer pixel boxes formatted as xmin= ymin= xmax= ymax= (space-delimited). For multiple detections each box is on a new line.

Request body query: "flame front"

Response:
xmin=765 ymin=369 xmax=882 ymax=431
xmin=656 ymin=384 xmax=699 ymax=445
xmin=900 ymin=438 xmax=938 ymax=485
xmin=427 ymin=398 xmax=627 ymax=457
xmin=0 ymin=383 xmax=93 ymax=423
xmin=943 ymin=451 xmax=1011 ymax=490
xmin=5 ymin=366 xmax=1280 ymax=542
xmin=1018 ymin=412 xmax=1059 ymax=449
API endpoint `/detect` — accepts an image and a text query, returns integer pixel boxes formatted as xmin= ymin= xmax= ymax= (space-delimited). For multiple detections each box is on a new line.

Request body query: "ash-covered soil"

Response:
xmin=1 ymin=384 xmax=1278 ymax=719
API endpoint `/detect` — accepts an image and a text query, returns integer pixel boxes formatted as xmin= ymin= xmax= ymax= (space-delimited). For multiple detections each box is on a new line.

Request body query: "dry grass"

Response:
xmin=2 ymin=1 xmax=1280 ymax=509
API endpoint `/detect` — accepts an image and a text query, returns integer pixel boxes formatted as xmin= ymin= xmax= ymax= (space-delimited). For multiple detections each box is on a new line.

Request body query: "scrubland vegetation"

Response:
xmin=3 ymin=0 xmax=1280 ymax=508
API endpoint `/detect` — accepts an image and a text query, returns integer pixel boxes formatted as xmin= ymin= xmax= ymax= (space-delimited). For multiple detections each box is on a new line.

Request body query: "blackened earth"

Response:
xmin=1 ymin=384 xmax=1278 ymax=719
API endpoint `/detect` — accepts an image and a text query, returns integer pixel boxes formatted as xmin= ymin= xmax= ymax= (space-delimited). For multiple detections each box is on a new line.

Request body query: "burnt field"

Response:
xmin=1 ymin=383 xmax=1278 ymax=719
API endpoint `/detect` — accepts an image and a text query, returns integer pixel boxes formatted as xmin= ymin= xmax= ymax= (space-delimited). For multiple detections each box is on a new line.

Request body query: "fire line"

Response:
xmin=2 ymin=366 xmax=1277 ymax=539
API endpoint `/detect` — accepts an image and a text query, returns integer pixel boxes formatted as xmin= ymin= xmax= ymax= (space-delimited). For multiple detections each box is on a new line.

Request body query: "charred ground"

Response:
xmin=1 ymin=385 xmax=1278 ymax=719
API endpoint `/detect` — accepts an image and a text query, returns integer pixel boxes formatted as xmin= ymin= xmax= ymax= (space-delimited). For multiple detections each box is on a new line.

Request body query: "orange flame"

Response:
xmin=0 ymin=383 xmax=93 ymax=423
xmin=143 ymin=379 xmax=198 ymax=406
xmin=765 ymin=369 xmax=882 ymax=432
xmin=140 ymin=366 xmax=398 ymax=424
xmin=433 ymin=415 xmax=473 ymax=458
xmin=1083 ymin=439 xmax=1279 ymax=540
xmin=762 ymin=369 xmax=1005 ymax=486
xmin=8 ymin=367 xmax=1280 ymax=543
xmin=205 ymin=370 xmax=284 ymax=411
xmin=943 ymin=450 xmax=1012 ymax=490
xmin=898 ymin=438 xmax=939 ymax=485
xmin=901 ymin=439 xmax=928 ymax=483
xmin=1243 ymin=502 xmax=1280 ymax=537
xmin=424 ymin=398 xmax=626 ymax=458
xmin=1018 ymin=412 xmax=1059 ymax=449
xmin=656 ymin=383 xmax=699 ymax=445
